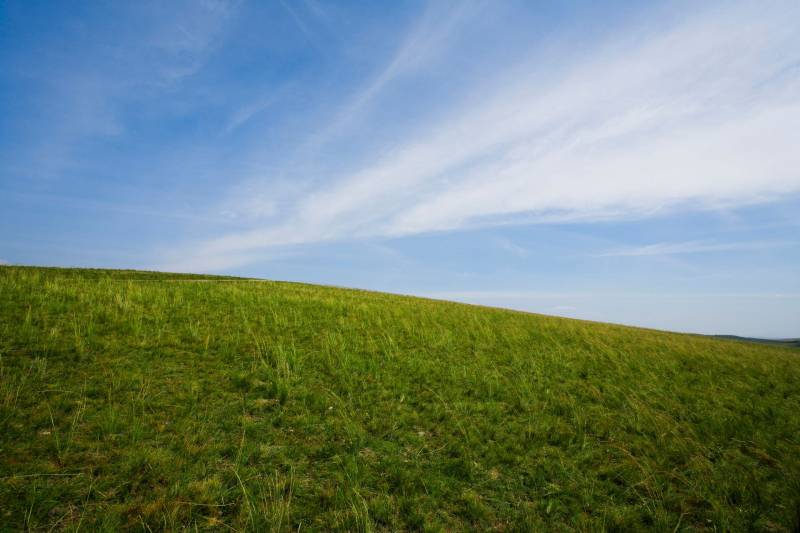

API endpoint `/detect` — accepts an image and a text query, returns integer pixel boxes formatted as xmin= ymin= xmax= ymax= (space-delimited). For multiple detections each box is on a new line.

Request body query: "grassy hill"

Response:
xmin=1 ymin=266 xmax=799 ymax=531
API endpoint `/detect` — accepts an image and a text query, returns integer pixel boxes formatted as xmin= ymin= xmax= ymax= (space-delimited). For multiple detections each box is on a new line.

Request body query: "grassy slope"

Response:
xmin=1 ymin=266 xmax=799 ymax=532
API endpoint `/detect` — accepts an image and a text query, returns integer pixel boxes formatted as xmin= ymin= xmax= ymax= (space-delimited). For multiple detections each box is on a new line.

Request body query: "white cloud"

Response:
xmin=222 ymin=95 xmax=278 ymax=136
xmin=493 ymin=237 xmax=530 ymax=258
xmin=167 ymin=1 xmax=800 ymax=272
xmin=597 ymin=240 xmax=796 ymax=257
xmin=300 ymin=0 xmax=481 ymax=152
xmin=424 ymin=291 xmax=588 ymax=301
xmin=10 ymin=1 xmax=236 ymax=182
xmin=424 ymin=290 xmax=800 ymax=302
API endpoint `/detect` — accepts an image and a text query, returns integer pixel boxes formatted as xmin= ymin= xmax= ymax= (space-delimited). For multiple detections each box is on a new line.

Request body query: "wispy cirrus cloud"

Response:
xmin=424 ymin=290 xmax=800 ymax=301
xmin=597 ymin=240 xmax=797 ymax=257
xmin=298 ymin=0 xmax=483 ymax=154
xmin=493 ymin=237 xmax=530 ymax=258
xmin=222 ymin=95 xmax=279 ymax=136
xmin=162 ymin=0 xmax=800 ymax=273
xmin=4 ymin=1 xmax=236 ymax=182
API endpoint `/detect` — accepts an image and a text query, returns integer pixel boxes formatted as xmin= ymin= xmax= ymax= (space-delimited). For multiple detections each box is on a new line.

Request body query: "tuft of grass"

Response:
xmin=1 ymin=265 xmax=799 ymax=531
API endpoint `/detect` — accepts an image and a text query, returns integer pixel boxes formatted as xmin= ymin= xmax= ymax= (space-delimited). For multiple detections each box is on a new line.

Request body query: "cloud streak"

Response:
xmin=597 ymin=240 xmax=796 ymax=257
xmin=164 ymin=1 xmax=800 ymax=272
xmin=6 ymin=1 xmax=236 ymax=182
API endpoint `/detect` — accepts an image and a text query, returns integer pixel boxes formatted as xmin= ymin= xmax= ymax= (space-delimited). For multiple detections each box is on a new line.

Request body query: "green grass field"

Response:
xmin=1 ymin=266 xmax=799 ymax=531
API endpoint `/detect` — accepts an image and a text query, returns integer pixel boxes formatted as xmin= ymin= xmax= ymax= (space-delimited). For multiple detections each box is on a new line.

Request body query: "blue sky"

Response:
xmin=1 ymin=0 xmax=799 ymax=337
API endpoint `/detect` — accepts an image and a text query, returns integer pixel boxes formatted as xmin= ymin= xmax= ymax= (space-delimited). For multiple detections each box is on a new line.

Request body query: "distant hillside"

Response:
xmin=712 ymin=335 xmax=800 ymax=349
xmin=1 ymin=266 xmax=799 ymax=531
